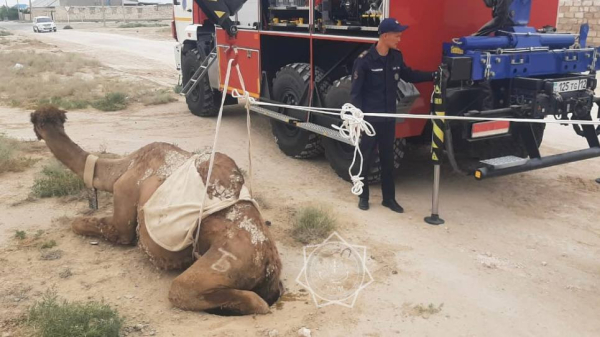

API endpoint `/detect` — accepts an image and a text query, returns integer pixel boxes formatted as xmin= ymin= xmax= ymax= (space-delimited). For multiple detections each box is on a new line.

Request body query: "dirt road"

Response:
xmin=1 ymin=24 xmax=600 ymax=337
xmin=0 ymin=21 xmax=178 ymax=88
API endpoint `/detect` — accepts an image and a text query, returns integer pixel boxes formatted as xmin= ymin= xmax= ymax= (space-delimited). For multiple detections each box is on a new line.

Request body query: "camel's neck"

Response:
xmin=42 ymin=126 xmax=88 ymax=178
xmin=41 ymin=126 xmax=128 ymax=193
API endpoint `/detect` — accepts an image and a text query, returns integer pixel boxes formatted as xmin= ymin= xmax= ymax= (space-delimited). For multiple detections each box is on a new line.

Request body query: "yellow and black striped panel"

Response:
xmin=431 ymin=83 xmax=446 ymax=163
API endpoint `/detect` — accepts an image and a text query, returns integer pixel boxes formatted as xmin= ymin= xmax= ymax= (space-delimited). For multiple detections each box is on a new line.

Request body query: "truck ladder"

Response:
xmin=181 ymin=47 xmax=217 ymax=97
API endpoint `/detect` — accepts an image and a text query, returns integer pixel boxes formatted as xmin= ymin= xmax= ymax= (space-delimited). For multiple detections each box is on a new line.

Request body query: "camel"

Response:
xmin=30 ymin=106 xmax=283 ymax=315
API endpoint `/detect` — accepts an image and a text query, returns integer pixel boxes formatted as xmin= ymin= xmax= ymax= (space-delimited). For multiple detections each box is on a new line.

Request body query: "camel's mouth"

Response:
xmin=30 ymin=105 xmax=68 ymax=139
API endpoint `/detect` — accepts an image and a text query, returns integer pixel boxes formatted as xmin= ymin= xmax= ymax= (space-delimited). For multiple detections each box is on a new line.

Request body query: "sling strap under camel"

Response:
xmin=84 ymin=154 xmax=99 ymax=189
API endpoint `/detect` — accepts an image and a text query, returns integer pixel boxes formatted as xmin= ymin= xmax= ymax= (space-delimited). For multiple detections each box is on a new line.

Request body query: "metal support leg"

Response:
xmin=425 ymin=64 xmax=447 ymax=226
xmin=425 ymin=165 xmax=445 ymax=225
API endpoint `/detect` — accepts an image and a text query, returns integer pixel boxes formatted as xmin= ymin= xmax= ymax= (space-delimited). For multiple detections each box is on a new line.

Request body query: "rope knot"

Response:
xmin=330 ymin=103 xmax=375 ymax=196
xmin=350 ymin=175 xmax=365 ymax=196
xmin=333 ymin=103 xmax=375 ymax=146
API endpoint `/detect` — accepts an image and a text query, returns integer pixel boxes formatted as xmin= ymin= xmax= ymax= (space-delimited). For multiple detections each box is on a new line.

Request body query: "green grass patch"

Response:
xmin=292 ymin=206 xmax=337 ymax=244
xmin=0 ymin=134 xmax=39 ymax=174
xmin=40 ymin=240 xmax=57 ymax=249
xmin=92 ymin=92 xmax=128 ymax=111
xmin=141 ymin=90 xmax=177 ymax=106
xmin=37 ymin=96 xmax=91 ymax=110
xmin=118 ymin=22 xmax=167 ymax=28
xmin=15 ymin=230 xmax=26 ymax=240
xmin=27 ymin=291 xmax=122 ymax=337
xmin=31 ymin=161 xmax=85 ymax=198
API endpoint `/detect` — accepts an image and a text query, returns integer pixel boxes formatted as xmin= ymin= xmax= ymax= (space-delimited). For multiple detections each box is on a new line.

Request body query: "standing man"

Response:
xmin=350 ymin=18 xmax=435 ymax=213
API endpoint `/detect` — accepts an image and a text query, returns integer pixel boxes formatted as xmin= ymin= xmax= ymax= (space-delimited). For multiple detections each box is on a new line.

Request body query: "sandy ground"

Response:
xmin=1 ymin=23 xmax=600 ymax=337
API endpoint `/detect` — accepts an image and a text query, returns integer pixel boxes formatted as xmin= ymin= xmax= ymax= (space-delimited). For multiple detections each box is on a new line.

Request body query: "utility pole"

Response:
xmin=16 ymin=0 xmax=20 ymax=21
xmin=102 ymin=0 xmax=106 ymax=27
xmin=28 ymin=0 xmax=32 ymax=22
xmin=65 ymin=6 xmax=70 ymax=25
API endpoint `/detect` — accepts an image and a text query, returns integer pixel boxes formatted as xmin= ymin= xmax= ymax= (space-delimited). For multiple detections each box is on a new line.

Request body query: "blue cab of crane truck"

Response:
xmin=33 ymin=16 xmax=57 ymax=33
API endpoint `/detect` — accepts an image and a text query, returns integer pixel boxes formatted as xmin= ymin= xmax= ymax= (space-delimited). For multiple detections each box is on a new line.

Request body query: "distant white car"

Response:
xmin=33 ymin=16 xmax=57 ymax=33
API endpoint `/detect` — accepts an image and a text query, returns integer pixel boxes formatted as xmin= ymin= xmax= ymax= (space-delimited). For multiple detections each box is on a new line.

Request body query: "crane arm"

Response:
xmin=193 ymin=0 xmax=247 ymax=36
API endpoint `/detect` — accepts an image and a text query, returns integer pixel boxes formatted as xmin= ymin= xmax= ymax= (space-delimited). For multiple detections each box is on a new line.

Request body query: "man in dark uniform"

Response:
xmin=474 ymin=0 xmax=514 ymax=36
xmin=350 ymin=18 xmax=435 ymax=213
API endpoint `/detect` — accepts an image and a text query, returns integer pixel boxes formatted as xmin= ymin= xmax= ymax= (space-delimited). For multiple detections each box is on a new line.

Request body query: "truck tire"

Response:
xmin=271 ymin=63 xmax=331 ymax=158
xmin=181 ymin=48 xmax=221 ymax=117
xmin=323 ymin=75 xmax=406 ymax=183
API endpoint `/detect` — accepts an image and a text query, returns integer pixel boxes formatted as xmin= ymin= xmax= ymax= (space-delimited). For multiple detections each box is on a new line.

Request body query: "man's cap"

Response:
xmin=378 ymin=18 xmax=409 ymax=35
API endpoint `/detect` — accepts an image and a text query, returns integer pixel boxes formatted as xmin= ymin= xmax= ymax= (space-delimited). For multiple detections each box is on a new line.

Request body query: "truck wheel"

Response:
xmin=181 ymin=48 xmax=221 ymax=117
xmin=271 ymin=63 xmax=331 ymax=158
xmin=323 ymin=76 xmax=406 ymax=183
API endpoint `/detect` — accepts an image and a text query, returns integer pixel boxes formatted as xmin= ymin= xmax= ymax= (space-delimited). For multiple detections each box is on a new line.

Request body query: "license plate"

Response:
xmin=553 ymin=79 xmax=587 ymax=93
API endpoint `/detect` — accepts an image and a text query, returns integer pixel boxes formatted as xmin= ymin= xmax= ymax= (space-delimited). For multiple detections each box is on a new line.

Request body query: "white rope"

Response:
xmin=332 ymin=104 xmax=375 ymax=195
xmin=191 ymin=49 xmax=259 ymax=259
xmin=234 ymin=63 xmax=254 ymax=197
xmin=192 ymin=56 xmax=236 ymax=260
xmin=243 ymin=97 xmax=600 ymax=126
xmin=231 ymin=93 xmax=380 ymax=195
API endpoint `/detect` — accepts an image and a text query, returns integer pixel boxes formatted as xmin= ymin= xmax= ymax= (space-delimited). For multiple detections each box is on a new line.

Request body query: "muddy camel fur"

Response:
xmin=30 ymin=106 xmax=283 ymax=315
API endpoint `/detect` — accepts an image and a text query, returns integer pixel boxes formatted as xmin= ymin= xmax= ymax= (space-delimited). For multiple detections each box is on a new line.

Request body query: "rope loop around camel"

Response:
xmin=192 ymin=57 xmax=235 ymax=260
xmin=192 ymin=49 xmax=256 ymax=260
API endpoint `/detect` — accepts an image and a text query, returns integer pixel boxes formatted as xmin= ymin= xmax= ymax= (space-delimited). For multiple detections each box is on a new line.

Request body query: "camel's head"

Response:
xmin=30 ymin=105 xmax=67 ymax=140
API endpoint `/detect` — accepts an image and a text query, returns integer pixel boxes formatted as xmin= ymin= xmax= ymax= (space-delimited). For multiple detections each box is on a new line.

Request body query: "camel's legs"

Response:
xmin=168 ymin=247 xmax=270 ymax=315
xmin=71 ymin=181 xmax=139 ymax=245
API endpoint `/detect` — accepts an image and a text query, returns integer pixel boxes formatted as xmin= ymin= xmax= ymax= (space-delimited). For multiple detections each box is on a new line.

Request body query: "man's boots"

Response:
xmin=382 ymin=199 xmax=404 ymax=213
xmin=358 ymin=198 xmax=369 ymax=211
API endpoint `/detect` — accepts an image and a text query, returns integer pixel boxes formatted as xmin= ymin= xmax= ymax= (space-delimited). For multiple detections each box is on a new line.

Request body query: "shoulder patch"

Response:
xmin=358 ymin=50 xmax=368 ymax=58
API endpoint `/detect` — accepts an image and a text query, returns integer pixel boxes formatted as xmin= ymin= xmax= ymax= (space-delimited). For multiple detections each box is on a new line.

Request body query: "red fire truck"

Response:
xmin=170 ymin=0 xmax=591 ymax=182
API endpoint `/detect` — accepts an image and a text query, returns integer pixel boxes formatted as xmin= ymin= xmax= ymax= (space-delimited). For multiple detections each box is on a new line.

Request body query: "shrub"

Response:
xmin=31 ymin=161 xmax=85 ymax=198
xmin=0 ymin=134 xmax=38 ymax=174
xmin=292 ymin=206 xmax=337 ymax=244
xmin=28 ymin=291 xmax=122 ymax=337
xmin=92 ymin=92 xmax=128 ymax=111
xmin=141 ymin=90 xmax=177 ymax=106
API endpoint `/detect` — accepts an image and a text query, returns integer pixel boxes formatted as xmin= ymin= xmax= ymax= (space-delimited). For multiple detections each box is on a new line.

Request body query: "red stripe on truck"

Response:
xmin=472 ymin=121 xmax=511 ymax=138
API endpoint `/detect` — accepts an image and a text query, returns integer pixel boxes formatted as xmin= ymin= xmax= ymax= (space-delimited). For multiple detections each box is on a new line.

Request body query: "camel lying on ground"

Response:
xmin=30 ymin=106 xmax=283 ymax=315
